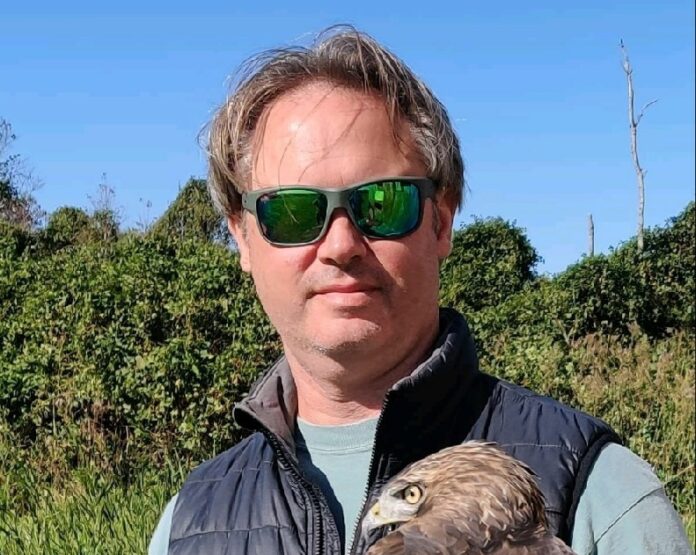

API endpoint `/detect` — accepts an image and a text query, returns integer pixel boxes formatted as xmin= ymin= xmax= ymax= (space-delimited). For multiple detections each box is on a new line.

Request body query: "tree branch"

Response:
xmin=636 ymin=99 xmax=658 ymax=125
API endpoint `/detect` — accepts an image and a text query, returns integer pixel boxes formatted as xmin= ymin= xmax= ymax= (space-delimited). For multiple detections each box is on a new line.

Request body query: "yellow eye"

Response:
xmin=404 ymin=485 xmax=423 ymax=504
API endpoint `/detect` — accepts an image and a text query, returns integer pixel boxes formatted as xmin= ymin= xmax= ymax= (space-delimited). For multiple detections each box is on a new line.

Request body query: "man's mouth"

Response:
xmin=309 ymin=282 xmax=382 ymax=308
xmin=311 ymin=282 xmax=379 ymax=296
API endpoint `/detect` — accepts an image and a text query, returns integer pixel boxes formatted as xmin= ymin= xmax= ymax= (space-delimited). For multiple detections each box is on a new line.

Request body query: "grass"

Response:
xmin=0 ymin=462 xmax=184 ymax=554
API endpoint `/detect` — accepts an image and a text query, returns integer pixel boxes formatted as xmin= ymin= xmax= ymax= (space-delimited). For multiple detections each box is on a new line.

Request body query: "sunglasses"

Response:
xmin=241 ymin=177 xmax=437 ymax=246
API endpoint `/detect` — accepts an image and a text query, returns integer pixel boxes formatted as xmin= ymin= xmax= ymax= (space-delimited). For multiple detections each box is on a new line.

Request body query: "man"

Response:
xmin=150 ymin=27 xmax=691 ymax=554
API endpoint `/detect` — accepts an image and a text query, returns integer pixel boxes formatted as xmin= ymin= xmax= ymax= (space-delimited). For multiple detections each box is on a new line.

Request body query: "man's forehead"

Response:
xmin=251 ymin=84 xmax=419 ymax=187
xmin=260 ymin=86 xmax=394 ymax=148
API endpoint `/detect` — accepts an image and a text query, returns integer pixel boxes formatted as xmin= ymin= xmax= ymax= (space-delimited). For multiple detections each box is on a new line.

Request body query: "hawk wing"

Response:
xmin=366 ymin=520 xmax=576 ymax=555
xmin=366 ymin=519 xmax=479 ymax=555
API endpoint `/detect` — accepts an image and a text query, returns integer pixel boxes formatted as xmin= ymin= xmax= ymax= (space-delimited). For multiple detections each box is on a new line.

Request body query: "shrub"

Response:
xmin=149 ymin=179 xmax=228 ymax=244
xmin=551 ymin=203 xmax=695 ymax=340
xmin=0 ymin=234 xmax=279 ymax=478
xmin=42 ymin=206 xmax=94 ymax=249
xmin=618 ymin=202 xmax=695 ymax=333
xmin=0 ymin=220 xmax=36 ymax=260
xmin=551 ymin=253 xmax=648 ymax=338
xmin=440 ymin=217 xmax=540 ymax=314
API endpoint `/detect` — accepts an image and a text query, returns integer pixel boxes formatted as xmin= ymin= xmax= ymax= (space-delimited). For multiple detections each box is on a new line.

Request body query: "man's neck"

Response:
xmin=284 ymin=322 xmax=439 ymax=426
xmin=292 ymin=368 xmax=385 ymax=425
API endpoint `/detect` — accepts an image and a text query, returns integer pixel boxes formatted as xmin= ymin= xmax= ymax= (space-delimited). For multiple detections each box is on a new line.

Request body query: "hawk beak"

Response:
xmin=361 ymin=502 xmax=383 ymax=538
xmin=361 ymin=501 xmax=402 ymax=539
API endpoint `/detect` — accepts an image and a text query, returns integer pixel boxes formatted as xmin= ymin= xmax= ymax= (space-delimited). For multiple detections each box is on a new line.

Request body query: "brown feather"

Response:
xmin=364 ymin=442 xmax=577 ymax=555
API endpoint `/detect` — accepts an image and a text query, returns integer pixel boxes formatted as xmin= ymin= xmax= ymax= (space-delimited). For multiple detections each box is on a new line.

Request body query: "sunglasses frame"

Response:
xmin=241 ymin=177 xmax=437 ymax=246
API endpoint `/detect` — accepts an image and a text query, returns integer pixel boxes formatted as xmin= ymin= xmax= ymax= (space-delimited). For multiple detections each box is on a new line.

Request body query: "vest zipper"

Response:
xmin=262 ymin=430 xmax=326 ymax=555
xmin=347 ymin=392 xmax=391 ymax=555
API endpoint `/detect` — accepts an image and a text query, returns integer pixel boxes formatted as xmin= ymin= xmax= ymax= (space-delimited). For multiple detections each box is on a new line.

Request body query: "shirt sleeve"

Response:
xmin=570 ymin=443 xmax=693 ymax=555
xmin=148 ymin=494 xmax=178 ymax=555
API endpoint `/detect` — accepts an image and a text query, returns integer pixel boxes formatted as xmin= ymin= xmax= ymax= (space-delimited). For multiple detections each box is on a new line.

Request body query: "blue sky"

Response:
xmin=1 ymin=0 xmax=693 ymax=274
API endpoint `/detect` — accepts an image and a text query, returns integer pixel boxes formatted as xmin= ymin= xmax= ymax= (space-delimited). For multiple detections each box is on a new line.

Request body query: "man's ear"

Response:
xmin=434 ymin=195 xmax=455 ymax=261
xmin=227 ymin=215 xmax=251 ymax=272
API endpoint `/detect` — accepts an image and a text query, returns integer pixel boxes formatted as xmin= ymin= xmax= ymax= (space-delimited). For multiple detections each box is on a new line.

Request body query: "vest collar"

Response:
xmin=233 ymin=308 xmax=480 ymax=458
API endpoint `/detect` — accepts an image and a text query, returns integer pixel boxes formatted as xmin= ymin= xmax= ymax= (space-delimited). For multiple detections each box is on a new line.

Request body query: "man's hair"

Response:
xmin=206 ymin=25 xmax=465 ymax=220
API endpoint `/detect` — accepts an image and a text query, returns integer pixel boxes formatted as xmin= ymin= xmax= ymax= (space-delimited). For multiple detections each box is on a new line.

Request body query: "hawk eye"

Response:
xmin=403 ymin=485 xmax=423 ymax=504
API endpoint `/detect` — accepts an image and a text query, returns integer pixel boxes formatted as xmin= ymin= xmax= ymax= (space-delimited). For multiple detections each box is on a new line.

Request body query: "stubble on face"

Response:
xmin=294 ymin=260 xmax=398 ymax=356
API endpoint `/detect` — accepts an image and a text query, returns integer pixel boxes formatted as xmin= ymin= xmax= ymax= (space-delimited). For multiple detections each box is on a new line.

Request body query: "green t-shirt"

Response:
xmin=149 ymin=420 xmax=692 ymax=554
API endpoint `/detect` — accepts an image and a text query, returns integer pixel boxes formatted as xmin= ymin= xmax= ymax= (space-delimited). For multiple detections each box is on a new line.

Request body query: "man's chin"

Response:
xmin=303 ymin=318 xmax=385 ymax=355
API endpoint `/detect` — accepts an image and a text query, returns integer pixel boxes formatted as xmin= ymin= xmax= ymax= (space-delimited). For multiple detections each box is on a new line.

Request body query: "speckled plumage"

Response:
xmin=363 ymin=442 xmax=576 ymax=555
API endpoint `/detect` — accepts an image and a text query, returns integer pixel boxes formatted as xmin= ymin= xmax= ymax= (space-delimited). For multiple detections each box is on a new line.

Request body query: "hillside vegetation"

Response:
xmin=0 ymin=183 xmax=693 ymax=552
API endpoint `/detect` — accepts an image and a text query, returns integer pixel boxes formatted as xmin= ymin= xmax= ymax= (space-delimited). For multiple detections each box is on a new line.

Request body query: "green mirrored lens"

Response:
xmin=257 ymin=190 xmax=327 ymax=244
xmin=350 ymin=181 xmax=420 ymax=237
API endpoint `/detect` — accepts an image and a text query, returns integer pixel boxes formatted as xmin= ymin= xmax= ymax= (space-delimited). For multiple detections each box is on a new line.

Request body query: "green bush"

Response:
xmin=150 ymin=178 xmax=228 ymax=244
xmin=551 ymin=253 xmax=647 ymax=338
xmin=0 ymin=234 xmax=279 ymax=477
xmin=549 ymin=203 xmax=694 ymax=340
xmin=440 ymin=217 xmax=540 ymax=313
xmin=42 ymin=206 xmax=94 ymax=249
xmin=0 ymin=220 xmax=36 ymax=260
xmin=618 ymin=202 xmax=695 ymax=333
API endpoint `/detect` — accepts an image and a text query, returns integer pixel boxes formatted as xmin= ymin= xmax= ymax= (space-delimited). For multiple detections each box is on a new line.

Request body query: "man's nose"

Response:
xmin=316 ymin=209 xmax=368 ymax=266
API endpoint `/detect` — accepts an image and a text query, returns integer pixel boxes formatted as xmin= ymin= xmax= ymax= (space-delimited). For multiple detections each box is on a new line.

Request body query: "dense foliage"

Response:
xmin=150 ymin=178 xmax=229 ymax=245
xmin=440 ymin=217 xmax=540 ymax=312
xmin=0 ymin=235 xmax=279 ymax=471
xmin=0 ymin=195 xmax=693 ymax=551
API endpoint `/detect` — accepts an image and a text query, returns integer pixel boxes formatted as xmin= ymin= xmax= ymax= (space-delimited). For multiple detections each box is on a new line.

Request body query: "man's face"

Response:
xmin=229 ymin=84 xmax=454 ymax=365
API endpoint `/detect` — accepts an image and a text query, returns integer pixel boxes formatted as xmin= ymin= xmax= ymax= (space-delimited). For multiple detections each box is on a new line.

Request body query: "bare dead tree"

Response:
xmin=620 ymin=40 xmax=657 ymax=253
xmin=587 ymin=213 xmax=594 ymax=256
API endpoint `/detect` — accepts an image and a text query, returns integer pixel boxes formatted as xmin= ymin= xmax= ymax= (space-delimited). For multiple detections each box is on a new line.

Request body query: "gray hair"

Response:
xmin=206 ymin=25 xmax=465 ymax=220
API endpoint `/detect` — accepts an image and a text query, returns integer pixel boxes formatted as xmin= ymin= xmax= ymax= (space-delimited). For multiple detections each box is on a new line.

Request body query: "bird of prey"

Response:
xmin=361 ymin=442 xmax=576 ymax=554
